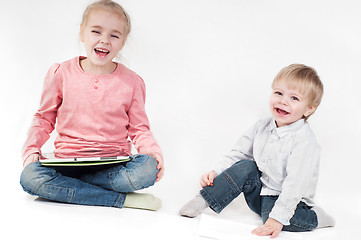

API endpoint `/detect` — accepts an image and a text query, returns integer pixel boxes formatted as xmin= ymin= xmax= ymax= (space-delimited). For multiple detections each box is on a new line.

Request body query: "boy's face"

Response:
xmin=270 ymin=81 xmax=316 ymax=127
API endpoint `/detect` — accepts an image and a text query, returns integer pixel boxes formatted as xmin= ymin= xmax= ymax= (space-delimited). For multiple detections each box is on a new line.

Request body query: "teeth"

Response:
xmin=95 ymin=48 xmax=109 ymax=53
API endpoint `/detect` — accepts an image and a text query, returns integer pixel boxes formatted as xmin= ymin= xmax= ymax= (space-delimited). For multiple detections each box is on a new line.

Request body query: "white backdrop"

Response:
xmin=1 ymin=0 xmax=361 ymax=238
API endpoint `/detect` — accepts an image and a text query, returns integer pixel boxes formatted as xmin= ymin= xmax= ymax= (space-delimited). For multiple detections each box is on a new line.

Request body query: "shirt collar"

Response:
xmin=268 ymin=118 xmax=306 ymax=137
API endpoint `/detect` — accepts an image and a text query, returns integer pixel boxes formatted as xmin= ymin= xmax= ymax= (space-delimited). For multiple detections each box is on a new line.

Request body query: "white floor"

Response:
xmin=2 ymin=160 xmax=359 ymax=240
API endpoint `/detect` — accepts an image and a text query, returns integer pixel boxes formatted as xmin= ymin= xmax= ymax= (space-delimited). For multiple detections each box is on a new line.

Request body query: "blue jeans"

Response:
xmin=200 ymin=160 xmax=318 ymax=232
xmin=20 ymin=154 xmax=158 ymax=208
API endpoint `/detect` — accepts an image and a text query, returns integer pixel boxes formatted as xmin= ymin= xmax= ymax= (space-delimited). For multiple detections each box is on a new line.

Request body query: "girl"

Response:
xmin=20 ymin=0 xmax=164 ymax=211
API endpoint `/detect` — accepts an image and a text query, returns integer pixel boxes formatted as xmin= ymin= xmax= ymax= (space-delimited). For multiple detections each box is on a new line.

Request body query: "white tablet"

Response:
xmin=39 ymin=153 xmax=130 ymax=166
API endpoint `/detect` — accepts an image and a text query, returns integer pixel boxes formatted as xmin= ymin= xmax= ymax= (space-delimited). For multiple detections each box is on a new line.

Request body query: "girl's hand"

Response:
xmin=200 ymin=170 xmax=218 ymax=188
xmin=146 ymin=152 xmax=164 ymax=182
xmin=23 ymin=154 xmax=39 ymax=168
xmin=251 ymin=218 xmax=283 ymax=238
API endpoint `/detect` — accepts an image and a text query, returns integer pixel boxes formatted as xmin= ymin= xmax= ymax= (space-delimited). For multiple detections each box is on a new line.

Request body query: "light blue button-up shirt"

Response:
xmin=215 ymin=117 xmax=321 ymax=225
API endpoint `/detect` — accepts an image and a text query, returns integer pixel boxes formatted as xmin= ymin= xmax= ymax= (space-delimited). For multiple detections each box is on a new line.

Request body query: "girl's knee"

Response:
xmin=20 ymin=162 xmax=55 ymax=195
xmin=110 ymin=154 xmax=158 ymax=192
xmin=133 ymin=154 xmax=158 ymax=175
xmin=131 ymin=154 xmax=158 ymax=185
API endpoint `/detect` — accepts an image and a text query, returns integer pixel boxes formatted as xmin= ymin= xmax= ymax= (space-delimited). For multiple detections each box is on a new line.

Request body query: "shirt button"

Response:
xmin=94 ymin=79 xmax=98 ymax=83
xmin=94 ymin=86 xmax=98 ymax=89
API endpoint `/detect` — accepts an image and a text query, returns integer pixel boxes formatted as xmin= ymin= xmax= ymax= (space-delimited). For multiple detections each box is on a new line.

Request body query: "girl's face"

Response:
xmin=80 ymin=9 xmax=127 ymax=74
xmin=269 ymin=81 xmax=316 ymax=127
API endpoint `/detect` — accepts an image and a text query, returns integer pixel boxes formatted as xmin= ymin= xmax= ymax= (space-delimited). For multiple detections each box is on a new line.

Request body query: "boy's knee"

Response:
xmin=235 ymin=159 xmax=257 ymax=170
xmin=227 ymin=160 xmax=258 ymax=176
xmin=20 ymin=162 xmax=55 ymax=195
xmin=222 ymin=160 xmax=260 ymax=189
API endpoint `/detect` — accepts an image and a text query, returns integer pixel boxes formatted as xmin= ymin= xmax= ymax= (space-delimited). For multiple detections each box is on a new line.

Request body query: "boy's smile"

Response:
xmin=270 ymin=81 xmax=316 ymax=127
xmin=275 ymin=107 xmax=290 ymax=116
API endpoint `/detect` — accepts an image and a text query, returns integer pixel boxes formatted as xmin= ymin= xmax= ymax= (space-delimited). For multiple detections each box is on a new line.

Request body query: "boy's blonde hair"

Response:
xmin=272 ymin=64 xmax=323 ymax=107
xmin=80 ymin=0 xmax=131 ymax=37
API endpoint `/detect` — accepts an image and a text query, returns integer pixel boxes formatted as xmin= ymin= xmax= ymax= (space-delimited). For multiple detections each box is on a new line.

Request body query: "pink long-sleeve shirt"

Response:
xmin=22 ymin=57 xmax=162 ymax=162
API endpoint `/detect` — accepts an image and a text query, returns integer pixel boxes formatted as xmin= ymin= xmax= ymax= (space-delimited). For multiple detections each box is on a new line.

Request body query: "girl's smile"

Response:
xmin=94 ymin=47 xmax=110 ymax=57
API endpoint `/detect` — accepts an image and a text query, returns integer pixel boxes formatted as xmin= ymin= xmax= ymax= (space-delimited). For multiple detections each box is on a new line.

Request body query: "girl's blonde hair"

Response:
xmin=272 ymin=64 xmax=324 ymax=109
xmin=80 ymin=0 xmax=131 ymax=37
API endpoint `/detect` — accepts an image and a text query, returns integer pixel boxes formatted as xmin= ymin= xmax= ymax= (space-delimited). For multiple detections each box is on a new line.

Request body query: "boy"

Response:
xmin=179 ymin=64 xmax=335 ymax=238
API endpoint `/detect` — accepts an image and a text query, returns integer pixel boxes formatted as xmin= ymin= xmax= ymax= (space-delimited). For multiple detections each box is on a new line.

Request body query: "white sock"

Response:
xmin=312 ymin=206 xmax=335 ymax=228
xmin=179 ymin=194 xmax=208 ymax=218
xmin=123 ymin=193 xmax=162 ymax=211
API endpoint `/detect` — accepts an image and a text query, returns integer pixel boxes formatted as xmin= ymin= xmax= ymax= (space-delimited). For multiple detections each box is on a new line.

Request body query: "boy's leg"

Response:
xmin=261 ymin=196 xmax=318 ymax=232
xmin=200 ymin=160 xmax=262 ymax=214
xmin=20 ymin=162 xmax=125 ymax=208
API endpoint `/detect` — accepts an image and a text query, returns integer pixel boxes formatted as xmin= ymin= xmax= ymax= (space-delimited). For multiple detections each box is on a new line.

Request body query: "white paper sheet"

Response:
xmin=196 ymin=214 xmax=303 ymax=240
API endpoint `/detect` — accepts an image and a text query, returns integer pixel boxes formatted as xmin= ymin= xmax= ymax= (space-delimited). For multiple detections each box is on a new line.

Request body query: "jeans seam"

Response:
xmin=203 ymin=171 xmax=242 ymax=213
xmin=223 ymin=172 xmax=241 ymax=194
xmin=109 ymin=169 xmax=137 ymax=192
xmin=114 ymin=193 xmax=126 ymax=208
xmin=108 ymin=156 xmax=136 ymax=191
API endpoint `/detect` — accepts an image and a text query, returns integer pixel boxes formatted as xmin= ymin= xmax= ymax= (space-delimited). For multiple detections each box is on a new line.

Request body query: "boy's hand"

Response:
xmin=145 ymin=152 xmax=164 ymax=182
xmin=200 ymin=170 xmax=218 ymax=188
xmin=23 ymin=154 xmax=39 ymax=168
xmin=251 ymin=218 xmax=283 ymax=238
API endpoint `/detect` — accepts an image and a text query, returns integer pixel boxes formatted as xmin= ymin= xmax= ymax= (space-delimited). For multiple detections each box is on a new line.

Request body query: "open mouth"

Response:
xmin=276 ymin=108 xmax=289 ymax=116
xmin=94 ymin=48 xmax=110 ymax=57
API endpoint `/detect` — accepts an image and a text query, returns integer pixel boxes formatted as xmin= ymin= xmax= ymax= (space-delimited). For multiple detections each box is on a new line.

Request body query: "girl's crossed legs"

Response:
xmin=20 ymin=154 xmax=160 ymax=210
